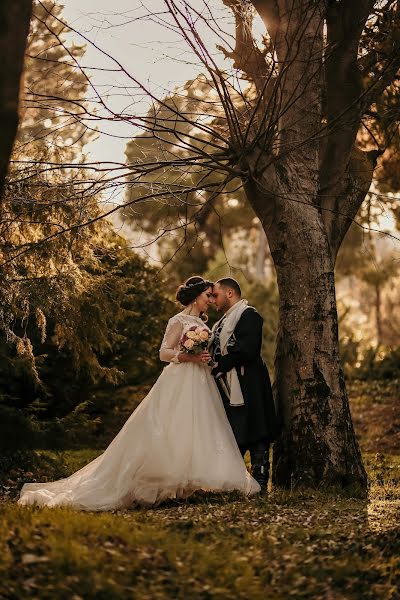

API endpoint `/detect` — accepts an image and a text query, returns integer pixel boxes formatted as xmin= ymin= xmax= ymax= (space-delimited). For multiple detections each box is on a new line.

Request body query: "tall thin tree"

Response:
xmin=0 ymin=0 xmax=32 ymax=197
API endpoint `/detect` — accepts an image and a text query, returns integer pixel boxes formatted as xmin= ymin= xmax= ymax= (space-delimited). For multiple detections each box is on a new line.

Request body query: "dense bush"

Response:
xmin=350 ymin=346 xmax=400 ymax=380
xmin=0 ymin=1 xmax=173 ymax=452
xmin=0 ymin=235 xmax=173 ymax=451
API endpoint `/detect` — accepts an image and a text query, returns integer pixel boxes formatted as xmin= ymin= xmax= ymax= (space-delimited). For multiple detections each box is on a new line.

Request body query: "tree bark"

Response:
xmin=0 ymin=0 xmax=33 ymax=199
xmin=271 ymin=206 xmax=366 ymax=492
xmin=254 ymin=220 xmax=268 ymax=280
xmin=375 ymin=284 xmax=382 ymax=347
xmin=237 ymin=0 xmax=371 ymax=495
xmin=246 ymin=168 xmax=368 ymax=494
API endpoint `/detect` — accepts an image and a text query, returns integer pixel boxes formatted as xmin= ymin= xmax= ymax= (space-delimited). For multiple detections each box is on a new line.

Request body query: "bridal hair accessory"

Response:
xmin=181 ymin=279 xmax=213 ymax=291
xmin=176 ymin=277 xmax=214 ymax=307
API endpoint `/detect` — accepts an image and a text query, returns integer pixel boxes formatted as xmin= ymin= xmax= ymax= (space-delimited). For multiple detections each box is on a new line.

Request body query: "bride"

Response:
xmin=18 ymin=276 xmax=260 ymax=510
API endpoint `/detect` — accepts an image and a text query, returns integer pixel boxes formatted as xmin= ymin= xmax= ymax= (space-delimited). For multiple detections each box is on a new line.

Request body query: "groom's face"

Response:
xmin=212 ymin=283 xmax=230 ymax=313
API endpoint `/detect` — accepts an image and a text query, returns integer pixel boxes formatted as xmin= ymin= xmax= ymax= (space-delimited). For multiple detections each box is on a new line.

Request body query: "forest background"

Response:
xmin=1 ymin=0 xmax=399 ymax=454
xmin=0 ymin=2 xmax=399 ymax=597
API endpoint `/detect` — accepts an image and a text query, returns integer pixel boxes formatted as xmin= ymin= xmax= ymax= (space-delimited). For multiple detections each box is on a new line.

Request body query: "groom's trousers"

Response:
xmin=239 ymin=440 xmax=270 ymax=488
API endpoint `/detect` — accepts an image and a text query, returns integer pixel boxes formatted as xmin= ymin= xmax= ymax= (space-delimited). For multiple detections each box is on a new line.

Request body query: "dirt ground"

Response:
xmin=348 ymin=379 xmax=400 ymax=455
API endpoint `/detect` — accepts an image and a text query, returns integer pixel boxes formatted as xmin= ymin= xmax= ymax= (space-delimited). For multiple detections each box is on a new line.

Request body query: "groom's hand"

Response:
xmin=211 ymin=361 xmax=222 ymax=378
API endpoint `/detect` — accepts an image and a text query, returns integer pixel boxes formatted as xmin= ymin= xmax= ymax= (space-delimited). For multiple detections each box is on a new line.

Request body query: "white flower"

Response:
xmin=184 ymin=339 xmax=195 ymax=349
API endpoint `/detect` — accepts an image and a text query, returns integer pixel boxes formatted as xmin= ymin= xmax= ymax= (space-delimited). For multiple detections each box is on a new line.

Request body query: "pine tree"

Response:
xmin=16 ymin=0 xmax=94 ymax=160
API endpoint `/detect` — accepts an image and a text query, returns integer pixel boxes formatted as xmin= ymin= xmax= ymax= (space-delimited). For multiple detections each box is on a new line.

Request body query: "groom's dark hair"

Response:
xmin=216 ymin=278 xmax=241 ymax=297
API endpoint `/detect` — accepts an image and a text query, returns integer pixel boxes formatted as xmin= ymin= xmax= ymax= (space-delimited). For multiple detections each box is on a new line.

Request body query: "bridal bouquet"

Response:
xmin=180 ymin=326 xmax=213 ymax=364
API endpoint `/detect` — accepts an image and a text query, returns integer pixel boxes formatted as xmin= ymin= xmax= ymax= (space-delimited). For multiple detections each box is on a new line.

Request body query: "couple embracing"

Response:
xmin=19 ymin=276 xmax=277 ymax=510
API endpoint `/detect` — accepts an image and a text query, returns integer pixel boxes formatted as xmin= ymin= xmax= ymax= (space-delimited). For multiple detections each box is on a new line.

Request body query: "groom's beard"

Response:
xmin=217 ymin=299 xmax=230 ymax=313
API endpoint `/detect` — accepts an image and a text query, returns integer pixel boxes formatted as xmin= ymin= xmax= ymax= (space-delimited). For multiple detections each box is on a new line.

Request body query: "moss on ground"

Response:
xmin=0 ymin=380 xmax=399 ymax=599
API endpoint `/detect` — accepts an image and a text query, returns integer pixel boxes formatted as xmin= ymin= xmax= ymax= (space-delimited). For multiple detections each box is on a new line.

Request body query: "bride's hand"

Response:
xmin=178 ymin=351 xmax=212 ymax=364
xmin=198 ymin=350 xmax=212 ymax=364
xmin=190 ymin=351 xmax=212 ymax=364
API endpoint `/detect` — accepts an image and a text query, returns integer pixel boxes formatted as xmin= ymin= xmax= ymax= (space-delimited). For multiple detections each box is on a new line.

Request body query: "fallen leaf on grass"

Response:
xmin=21 ymin=553 xmax=50 ymax=565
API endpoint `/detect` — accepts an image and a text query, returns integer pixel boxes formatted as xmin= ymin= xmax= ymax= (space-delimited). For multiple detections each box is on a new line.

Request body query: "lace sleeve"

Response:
xmin=159 ymin=317 xmax=183 ymax=363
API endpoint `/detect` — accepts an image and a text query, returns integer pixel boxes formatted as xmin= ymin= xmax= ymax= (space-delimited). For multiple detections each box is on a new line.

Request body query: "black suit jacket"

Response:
xmin=212 ymin=307 xmax=278 ymax=447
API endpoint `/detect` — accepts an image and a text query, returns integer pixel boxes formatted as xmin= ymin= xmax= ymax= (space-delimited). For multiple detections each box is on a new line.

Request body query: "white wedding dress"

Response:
xmin=18 ymin=312 xmax=260 ymax=510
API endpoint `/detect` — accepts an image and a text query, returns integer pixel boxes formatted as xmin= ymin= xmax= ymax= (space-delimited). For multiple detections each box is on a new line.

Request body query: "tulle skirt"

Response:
xmin=18 ymin=363 xmax=260 ymax=510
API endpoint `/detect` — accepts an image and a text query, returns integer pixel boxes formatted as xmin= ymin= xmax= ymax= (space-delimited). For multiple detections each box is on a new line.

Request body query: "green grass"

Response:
xmin=1 ymin=379 xmax=399 ymax=599
xmin=0 ymin=452 xmax=399 ymax=600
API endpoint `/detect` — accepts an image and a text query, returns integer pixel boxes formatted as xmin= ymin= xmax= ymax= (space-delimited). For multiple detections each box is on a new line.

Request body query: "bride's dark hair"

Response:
xmin=176 ymin=276 xmax=213 ymax=309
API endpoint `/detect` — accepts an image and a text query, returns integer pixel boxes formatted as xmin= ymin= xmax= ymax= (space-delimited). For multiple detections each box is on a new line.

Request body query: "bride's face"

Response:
xmin=194 ymin=286 xmax=214 ymax=313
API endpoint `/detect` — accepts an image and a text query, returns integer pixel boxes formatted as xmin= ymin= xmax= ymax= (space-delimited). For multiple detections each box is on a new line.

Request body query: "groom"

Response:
xmin=210 ymin=278 xmax=277 ymax=490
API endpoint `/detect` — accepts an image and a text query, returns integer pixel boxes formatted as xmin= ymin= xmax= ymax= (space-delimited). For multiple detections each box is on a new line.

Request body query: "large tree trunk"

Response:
xmin=0 ymin=0 xmax=32 ymax=198
xmin=245 ymin=146 xmax=369 ymax=495
xmin=265 ymin=201 xmax=367 ymax=493
xmin=241 ymin=0 xmax=370 ymax=496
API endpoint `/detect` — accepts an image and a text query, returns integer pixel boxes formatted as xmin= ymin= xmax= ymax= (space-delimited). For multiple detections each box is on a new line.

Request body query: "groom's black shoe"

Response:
xmin=250 ymin=442 xmax=270 ymax=492
xmin=252 ymin=463 xmax=269 ymax=492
